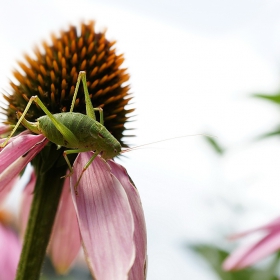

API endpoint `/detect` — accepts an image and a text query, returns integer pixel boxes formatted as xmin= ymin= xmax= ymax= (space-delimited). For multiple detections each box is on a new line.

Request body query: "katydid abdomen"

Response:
xmin=37 ymin=112 xmax=121 ymax=159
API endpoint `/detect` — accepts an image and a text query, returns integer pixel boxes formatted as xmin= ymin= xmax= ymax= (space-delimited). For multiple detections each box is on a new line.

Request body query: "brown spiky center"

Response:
xmin=2 ymin=21 xmax=134 ymax=148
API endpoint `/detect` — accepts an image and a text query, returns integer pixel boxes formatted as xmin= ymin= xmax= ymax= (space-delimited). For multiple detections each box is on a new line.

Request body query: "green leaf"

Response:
xmin=204 ymin=135 xmax=225 ymax=155
xmin=256 ymin=127 xmax=280 ymax=140
xmin=253 ymin=93 xmax=280 ymax=105
xmin=190 ymin=244 xmax=252 ymax=280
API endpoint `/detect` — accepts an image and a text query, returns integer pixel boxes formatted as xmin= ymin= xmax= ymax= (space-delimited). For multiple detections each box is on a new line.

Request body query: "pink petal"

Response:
xmin=108 ymin=160 xmax=147 ymax=280
xmin=228 ymin=217 xmax=280 ymax=240
xmin=70 ymin=152 xmax=135 ymax=280
xmin=0 ymin=223 xmax=21 ymax=280
xmin=223 ymin=229 xmax=280 ymax=270
xmin=0 ymin=130 xmax=32 ymax=146
xmin=48 ymin=175 xmax=81 ymax=274
xmin=19 ymin=171 xmax=36 ymax=237
xmin=0 ymin=134 xmax=48 ymax=191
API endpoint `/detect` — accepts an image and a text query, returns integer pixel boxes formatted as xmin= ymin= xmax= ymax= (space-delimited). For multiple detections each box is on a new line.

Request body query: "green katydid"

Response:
xmin=0 ymin=71 xmax=121 ymax=192
xmin=0 ymin=70 xmax=212 ymax=193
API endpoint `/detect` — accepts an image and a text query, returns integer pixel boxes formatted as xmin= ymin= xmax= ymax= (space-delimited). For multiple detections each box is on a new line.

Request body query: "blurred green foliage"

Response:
xmin=189 ymin=244 xmax=279 ymax=280
xmin=253 ymin=93 xmax=280 ymax=105
xmin=204 ymin=135 xmax=225 ymax=155
xmin=253 ymin=93 xmax=280 ymax=139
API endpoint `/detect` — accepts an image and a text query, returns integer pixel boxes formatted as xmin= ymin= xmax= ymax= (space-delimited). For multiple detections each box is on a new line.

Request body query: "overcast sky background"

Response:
xmin=1 ymin=1 xmax=280 ymax=279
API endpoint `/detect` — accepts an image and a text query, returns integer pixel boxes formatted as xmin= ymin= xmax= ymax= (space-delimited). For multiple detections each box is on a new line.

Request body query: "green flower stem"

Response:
xmin=15 ymin=165 xmax=66 ymax=280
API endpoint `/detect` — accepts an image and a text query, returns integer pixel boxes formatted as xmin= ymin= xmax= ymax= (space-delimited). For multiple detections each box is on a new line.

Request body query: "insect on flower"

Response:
xmin=1 ymin=71 xmax=122 ymax=194
xmin=0 ymin=22 xmax=147 ymax=280
xmin=0 ymin=70 xmax=147 ymax=280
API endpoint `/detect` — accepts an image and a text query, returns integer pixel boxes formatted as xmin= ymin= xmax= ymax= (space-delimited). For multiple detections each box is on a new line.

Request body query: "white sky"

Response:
xmin=1 ymin=0 xmax=280 ymax=279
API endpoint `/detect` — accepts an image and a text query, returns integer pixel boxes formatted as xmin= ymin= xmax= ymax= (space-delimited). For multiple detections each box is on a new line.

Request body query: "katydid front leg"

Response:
xmin=62 ymin=148 xmax=101 ymax=195
xmin=72 ymin=151 xmax=100 ymax=195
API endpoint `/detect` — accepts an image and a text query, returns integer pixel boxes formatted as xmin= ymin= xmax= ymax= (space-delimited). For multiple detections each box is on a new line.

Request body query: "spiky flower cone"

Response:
xmin=2 ymin=21 xmax=134 ymax=148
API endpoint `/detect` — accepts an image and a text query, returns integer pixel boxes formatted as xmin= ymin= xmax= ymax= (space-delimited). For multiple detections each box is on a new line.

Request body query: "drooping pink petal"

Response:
xmin=228 ymin=217 xmax=280 ymax=240
xmin=224 ymin=229 xmax=280 ymax=270
xmin=0 ymin=134 xmax=48 ymax=191
xmin=108 ymin=160 xmax=147 ymax=280
xmin=0 ymin=223 xmax=21 ymax=280
xmin=223 ymin=217 xmax=280 ymax=271
xmin=0 ymin=133 xmax=46 ymax=168
xmin=70 ymin=152 xmax=135 ymax=280
xmin=0 ymin=129 xmax=32 ymax=146
xmin=19 ymin=171 xmax=36 ymax=237
xmin=48 ymin=175 xmax=81 ymax=274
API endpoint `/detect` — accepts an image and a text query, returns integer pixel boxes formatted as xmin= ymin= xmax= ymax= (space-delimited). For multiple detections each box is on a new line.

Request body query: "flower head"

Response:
xmin=0 ymin=22 xmax=146 ymax=279
xmin=3 ymin=21 xmax=133 ymax=145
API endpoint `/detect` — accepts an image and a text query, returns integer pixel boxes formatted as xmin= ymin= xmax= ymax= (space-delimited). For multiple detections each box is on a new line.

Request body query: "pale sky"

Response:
xmin=1 ymin=1 xmax=280 ymax=279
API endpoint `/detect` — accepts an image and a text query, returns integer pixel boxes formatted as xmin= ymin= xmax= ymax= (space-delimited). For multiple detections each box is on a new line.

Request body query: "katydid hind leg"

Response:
xmin=0 ymin=96 xmax=38 ymax=148
xmin=33 ymin=96 xmax=79 ymax=146
xmin=2 ymin=95 xmax=79 ymax=148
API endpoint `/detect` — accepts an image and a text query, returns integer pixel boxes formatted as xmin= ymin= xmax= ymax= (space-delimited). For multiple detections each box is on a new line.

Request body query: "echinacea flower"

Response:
xmin=223 ymin=217 xmax=280 ymax=271
xmin=0 ymin=210 xmax=21 ymax=280
xmin=0 ymin=22 xmax=146 ymax=280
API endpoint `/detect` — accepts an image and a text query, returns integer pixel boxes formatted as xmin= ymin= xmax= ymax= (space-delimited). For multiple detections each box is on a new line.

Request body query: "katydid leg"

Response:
xmin=0 ymin=96 xmax=39 ymax=148
xmin=93 ymin=107 xmax=104 ymax=125
xmin=70 ymin=71 xmax=97 ymax=121
xmin=74 ymin=151 xmax=100 ymax=195
xmin=62 ymin=148 xmax=88 ymax=176
xmin=1 ymin=96 xmax=79 ymax=148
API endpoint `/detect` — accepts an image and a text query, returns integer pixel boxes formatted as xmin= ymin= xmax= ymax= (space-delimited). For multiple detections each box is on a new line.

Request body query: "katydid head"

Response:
xmin=100 ymin=140 xmax=122 ymax=160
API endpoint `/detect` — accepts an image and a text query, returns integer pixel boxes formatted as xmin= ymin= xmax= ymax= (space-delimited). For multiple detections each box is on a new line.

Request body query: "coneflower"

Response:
xmin=0 ymin=22 xmax=146 ymax=280
xmin=3 ymin=21 xmax=134 ymax=147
